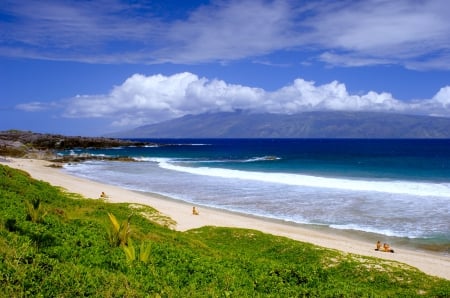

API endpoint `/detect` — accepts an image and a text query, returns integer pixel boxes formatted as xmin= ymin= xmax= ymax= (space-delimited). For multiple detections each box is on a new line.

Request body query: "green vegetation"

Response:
xmin=107 ymin=212 xmax=131 ymax=247
xmin=0 ymin=164 xmax=449 ymax=297
xmin=25 ymin=198 xmax=48 ymax=223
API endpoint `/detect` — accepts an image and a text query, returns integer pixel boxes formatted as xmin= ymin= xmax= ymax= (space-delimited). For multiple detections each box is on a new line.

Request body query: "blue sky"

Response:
xmin=1 ymin=0 xmax=449 ymax=136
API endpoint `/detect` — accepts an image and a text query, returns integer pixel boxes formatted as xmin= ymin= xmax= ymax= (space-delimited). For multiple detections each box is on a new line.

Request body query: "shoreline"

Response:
xmin=137 ymin=189 xmax=449 ymax=257
xmin=1 ymin=157 xmax=449 ymax=280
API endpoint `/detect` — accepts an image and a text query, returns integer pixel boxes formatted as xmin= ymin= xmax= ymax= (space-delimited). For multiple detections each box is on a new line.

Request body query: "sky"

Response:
xmin=1 ymin=0 xmax=450 ymax=136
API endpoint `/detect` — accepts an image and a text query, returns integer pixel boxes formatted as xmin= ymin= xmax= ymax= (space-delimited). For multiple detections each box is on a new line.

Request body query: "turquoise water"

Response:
xmin=61 ymin=139 xmax=450 ymax=252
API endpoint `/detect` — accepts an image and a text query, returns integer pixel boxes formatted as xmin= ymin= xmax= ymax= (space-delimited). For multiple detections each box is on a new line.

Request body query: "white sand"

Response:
xmin=2 ymin=158 xmax=449 ymax=280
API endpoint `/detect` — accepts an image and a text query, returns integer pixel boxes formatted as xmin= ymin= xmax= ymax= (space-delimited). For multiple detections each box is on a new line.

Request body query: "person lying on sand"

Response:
xmin=192 ymin=206 xmax=199 ymax=215
xmin=99 ymin=192 xmax=108 ymax=199
xmin=383 ymin=242 xmax=394 ymax=253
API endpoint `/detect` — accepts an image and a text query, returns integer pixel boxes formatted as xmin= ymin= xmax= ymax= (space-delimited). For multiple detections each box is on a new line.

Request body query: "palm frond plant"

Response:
xmin=107 ymin=212 xmax=131 ymax=247
xmin=122 ymin=238 xmax=136 ymax=262
xmin=121 ymin=239 xmax=152 ymax=264
xmin=25 ymin=198 xmax=47 ymax=223
xmin=139 ymin=241 xmax=152 ymax=264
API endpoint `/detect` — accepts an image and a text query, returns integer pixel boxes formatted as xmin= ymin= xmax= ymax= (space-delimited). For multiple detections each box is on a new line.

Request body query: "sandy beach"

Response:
xmin=1 ymin=157 xmax=449 ymax=280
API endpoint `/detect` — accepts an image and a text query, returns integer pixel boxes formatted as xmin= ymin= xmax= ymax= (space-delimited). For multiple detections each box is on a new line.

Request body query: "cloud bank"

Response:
xmin=1 ymin=0 xmax=449 ymax=69
xmin=38 ymin=72 xmax=449 ymax=128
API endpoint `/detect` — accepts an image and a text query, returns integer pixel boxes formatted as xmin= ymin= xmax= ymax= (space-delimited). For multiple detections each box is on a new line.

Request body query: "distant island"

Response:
xmin=109 ymin=111 xmax=450 ymax=138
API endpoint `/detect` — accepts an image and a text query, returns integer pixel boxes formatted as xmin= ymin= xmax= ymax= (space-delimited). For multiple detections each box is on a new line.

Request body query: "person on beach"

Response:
xmin=375 ymin=241 xmax=394 ymax=253
xmin=375 ymin=241 xmax=382 ymax=251
xmin=383 ymin=243 xmax=394 ymax=253
xmin=100 ymin=192 xmax=108 ymax=199
xmin=192 ymin=206 xmax=199 ymax=215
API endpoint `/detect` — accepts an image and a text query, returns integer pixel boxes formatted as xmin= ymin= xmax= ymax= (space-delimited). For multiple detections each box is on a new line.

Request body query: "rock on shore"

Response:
xmin=0 ymin=130 xmax=149 ymax=160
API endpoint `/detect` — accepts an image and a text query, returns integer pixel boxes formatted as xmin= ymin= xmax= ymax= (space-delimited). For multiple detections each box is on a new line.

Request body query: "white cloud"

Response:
xmin=63 ymin=72 xmax=266 ymax=126
xmin=306 ymin=0 xmax=450 ymax=69
xmin=58 ymin=72 xmax=450 ymax=128
xmin=433 ymin=86 xmax=450 ymax=106
xmin=265 ymin=79 xmax=403 ymax=113
xmin=319 ymin=52 xmax=393 ymax=68
xmin=162 ymin=0 xmax=295 ymax=63
xmin=16 ymin=101 xmax=53 ymax=112
xmin=2 ymin=0 xmax=449 ymax=68
xmin=0 ymin=0 xmax=162 ymax=62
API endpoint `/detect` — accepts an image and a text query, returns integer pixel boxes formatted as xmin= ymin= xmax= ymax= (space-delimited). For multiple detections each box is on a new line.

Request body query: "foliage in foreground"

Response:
xmin=0 ymin=164 xmax=449 ymax=297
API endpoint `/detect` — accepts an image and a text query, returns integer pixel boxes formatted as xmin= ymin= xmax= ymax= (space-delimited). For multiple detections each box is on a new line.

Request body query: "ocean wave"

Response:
xmin=165 ymin=143 xmax=211 ymax=146
xmin=329 ymin=224 xmax=425 ymax=239
xmin=133 ymin=157 xmax=170 ymax=162
xmin=133 ymin=156 xmax=281 ymax=164
xmin=62 ymin=160 xmax=449 ymax=242
xmin=142 ymin=143 xmax=211 ymax=148
xmin=243 ymin=156 xmax=281 ymax=162
xmin=157 ymin=160 xmax=450 ymax=198
xmin=196 ymin=155 xmax=281 ymax=163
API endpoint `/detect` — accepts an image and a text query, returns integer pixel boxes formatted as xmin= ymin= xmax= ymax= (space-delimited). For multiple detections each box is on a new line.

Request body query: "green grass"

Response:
xmin=0 ymin=164 xmax=449 ymax=297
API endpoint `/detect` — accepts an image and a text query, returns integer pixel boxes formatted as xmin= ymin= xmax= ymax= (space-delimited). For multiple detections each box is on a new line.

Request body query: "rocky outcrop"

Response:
xmin=0 ymin=130 xmax=150 ymax=160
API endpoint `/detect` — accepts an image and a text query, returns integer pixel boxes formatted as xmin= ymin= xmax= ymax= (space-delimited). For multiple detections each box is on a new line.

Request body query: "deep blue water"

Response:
xmin=61 ymin=139 xmax=450 ymax=250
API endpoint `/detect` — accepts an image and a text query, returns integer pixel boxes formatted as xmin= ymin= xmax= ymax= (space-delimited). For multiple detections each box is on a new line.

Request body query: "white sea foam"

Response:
xmin=134 ymin=157 xmax=170 ymax=162
xmin=169 ymin=156 xmax=282 ymax=163
xmin=244 ymin=156 xmax=281 ymax=162
xmin=165 ymin=143 xmax=211 ymax=146
xmin=62 ymin=159 xmax=450 ymax=241
xmin=143 ymin=143 xmax=195 ymax=147
xmin=157 ymin=160 xmax=450 ymax=198
xmin=329 ymin=224 xmax=424 ymax=239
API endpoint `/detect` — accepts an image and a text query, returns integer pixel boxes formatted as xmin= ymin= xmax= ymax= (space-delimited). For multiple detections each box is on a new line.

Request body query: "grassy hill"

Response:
xmin=1 ymin=164 xmax=449 ymax=297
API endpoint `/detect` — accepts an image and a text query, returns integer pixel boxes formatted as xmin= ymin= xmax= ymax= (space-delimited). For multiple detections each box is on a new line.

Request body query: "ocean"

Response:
xmin=61 ymin=139 xmax=450 ymax=254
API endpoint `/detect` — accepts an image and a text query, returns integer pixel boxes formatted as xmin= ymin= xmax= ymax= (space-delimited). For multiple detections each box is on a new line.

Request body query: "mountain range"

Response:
xmin=109 ymin=111 xmax=450 ymax=138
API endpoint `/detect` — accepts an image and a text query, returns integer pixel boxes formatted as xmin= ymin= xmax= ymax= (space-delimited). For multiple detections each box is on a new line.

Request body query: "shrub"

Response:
xmin=25 ymin=198 xmax=47 ymax=223
xmin=107 ymin=212 xmax=131 ymax=247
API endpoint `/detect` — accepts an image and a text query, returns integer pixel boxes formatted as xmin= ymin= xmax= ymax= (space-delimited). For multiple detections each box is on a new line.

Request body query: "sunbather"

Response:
xmin=383 ymin=242 xmax=394 ymax=253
